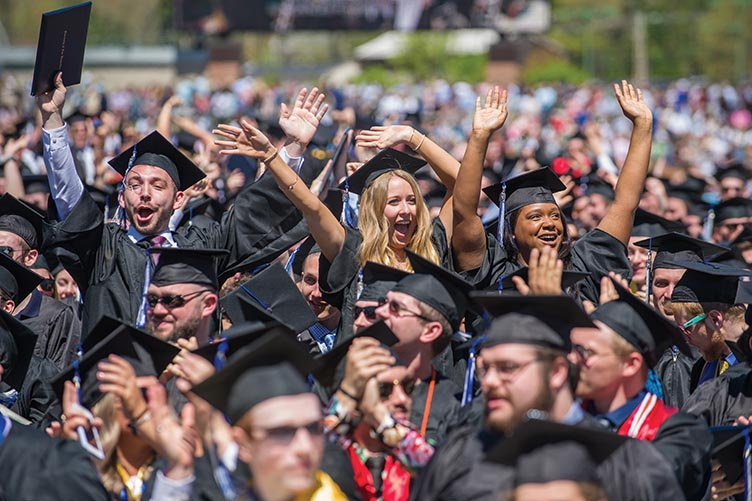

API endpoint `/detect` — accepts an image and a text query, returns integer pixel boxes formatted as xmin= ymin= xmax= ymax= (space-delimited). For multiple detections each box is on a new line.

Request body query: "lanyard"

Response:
xmin=419 ymin=368 xmax=437 ymax=438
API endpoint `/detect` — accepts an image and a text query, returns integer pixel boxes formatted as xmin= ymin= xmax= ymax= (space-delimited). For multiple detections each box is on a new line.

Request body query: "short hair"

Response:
xmin=416 ymin=300 xmax=453 ymax=355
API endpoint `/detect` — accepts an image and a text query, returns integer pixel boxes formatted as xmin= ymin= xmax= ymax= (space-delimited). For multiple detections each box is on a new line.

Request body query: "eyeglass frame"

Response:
xmin=354 ymin=304 xmax=379 ymax=320
xmin=248 ymin=419 xmax=325 ymax=446
xmin=378 ymin=297 xmax=432 ymax=322
xmin=679 ymin=313 xmax=708 ymax=335
xmin=378 ymin=377 xmax=418 ymax=399
xmin=146 ymin=289 xmax=210 ymax=309
xmin=475 ymin=358 xmax=544 ymax=382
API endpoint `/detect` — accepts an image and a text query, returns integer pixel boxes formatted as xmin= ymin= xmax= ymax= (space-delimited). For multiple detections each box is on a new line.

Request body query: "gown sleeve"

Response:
xmin=453 ymin=231 xmax=520 ymax=290
xmin=568 ymin=228 xmax=631 ymax=304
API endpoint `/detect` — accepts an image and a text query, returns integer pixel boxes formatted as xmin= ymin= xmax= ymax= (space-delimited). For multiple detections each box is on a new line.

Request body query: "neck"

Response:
xmin=13 ymin=292 xmax=32 ymax=313
xmin=318 ymin=313 xmax=341 ymax=331
xmin=549 ymin=389 xmax=576 ymax=422
xmin=701 ymin=339 xmax=730 ymax=361
xmin=390 ymin=247 xmax=409 ymax=268
xmin=403 ymin=350 xmax=434 ymax=380
xmin=116 ymin=434 xmax=153 ymax=476
xmin=194 ymin=317 xmax=212 ymax=346
xmin=591 ymin=378 xmax=645 ymax=415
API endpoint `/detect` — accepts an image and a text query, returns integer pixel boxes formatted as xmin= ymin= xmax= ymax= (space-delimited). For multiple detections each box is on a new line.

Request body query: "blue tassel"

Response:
xmin=240 ymin=284 xmax=271 ymax=311
xmin=496 ymin=182 xmax=507 ymax=291
xmin=462 ymin=336 xmax=487 ymax=407
xmin=213 ymin=339 xmax=229 ymax=370
xmin=645 ymin=368 xmax=664 ymax=401
xmin=645 ymin=236 xmax=653 ymax=303
xmin=744 ymin=426 xmax=751 ymax=501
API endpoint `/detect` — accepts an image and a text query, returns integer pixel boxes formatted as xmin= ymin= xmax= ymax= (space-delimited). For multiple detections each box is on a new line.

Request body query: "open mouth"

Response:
xmin=538 ymin=234 xmax=559 ymax=245
xmin=394 ymin=222 xmax=411 ymax=237
xmin=136 ymin=206 xmax=155 ymax=225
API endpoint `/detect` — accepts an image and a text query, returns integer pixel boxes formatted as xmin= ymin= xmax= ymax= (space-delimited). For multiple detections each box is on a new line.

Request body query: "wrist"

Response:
xmin=164 ymin=463 xmax=194 ymax=481
xmin=283 ymin=139 xmax=306 ymax=158
xmin=470 ymin=129 xmax=492 ymax=141
xmin=338 ymin=383 xmax=360 ymax=401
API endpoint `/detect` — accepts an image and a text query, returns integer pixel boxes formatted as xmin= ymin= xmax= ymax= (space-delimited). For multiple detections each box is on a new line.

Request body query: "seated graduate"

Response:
xmin=214 ymin=89 xmax=460 ymax=341
xmin=36 ymin=73 xmax=310 ymax=334
xmin=450 ymin=81 xmax=653 ymax=304
xmin=570 ymin=275 xmax=712 ymax=499
xmin=411 ymin=293 xmax=685 ymax=501
xmin=669 ymin=261 xmax=751 ymax=392
xmin=189 ymin=330 xmax=348 ymax=501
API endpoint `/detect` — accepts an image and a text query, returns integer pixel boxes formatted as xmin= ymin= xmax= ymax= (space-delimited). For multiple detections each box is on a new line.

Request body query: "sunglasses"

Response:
xmin=354 ymin=305 xmax=378 ymax=320
xmin=0 ymin=246 xmax=24 ymax=257
xmin=679 ymin=313 xmax=707 ymax=336
xmin=378 ymin=377 xmax=417 ymax=399
xmin=378 ymin=297 xmax=431 ymax=322
xmin=39 ymin=278 xmax=54 ymax=292
xmin=250 ymin=420 xmax=324 ymax=446
xmin=146 ymin=289 xmax=208 ymax=309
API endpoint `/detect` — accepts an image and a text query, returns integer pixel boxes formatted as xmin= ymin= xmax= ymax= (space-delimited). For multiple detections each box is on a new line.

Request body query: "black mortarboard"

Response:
xmin=30 ymin=2 xmax=91 ymax=96
xmin=393 ymin=249 xmax=474 ymax=331
xmin=688 ymin=200 xmax=711 ymax=218
xmin=149 ymin=247 xmax=228 ymax=289
xmin=291 ymin=236 xmax=319 ymax=277
xmin=715 ymin=197 xmax=752 ymax=223
xmin=359 ymin=261 xmax=410 ymax=303
xmin=482 ymin=167 xmax=566 ymax=214
xmin=0 ymin=309 xmax=38 ymax=390
xmin=630 ymin=208 xmax=685 ymax=237
xmin=191 ymin=330 xmax=318 ymax=424
xmin=485 ymin=419 xmax=628 ymax=485
xmin=50 ymin=317 xmax=180 ymax=408
xmin=31 ymin=254 xmax=50 ymax=272
xmin=591 ymin=277 xmax=691 ymax=366
xmin=715 ymin=164 xmax=748 ymax=182
xmin=731 ymin=225 xmax=752 ymax=247
xmin=0 ymin=252 xmax=43 ymax=302
xmin=64 ymin=111 xmax=90 ymax=124
xmin=671 ymin=261 xmax=752 ymax=305
xmin=22 ymin=175 xmax=50 ymax=195
xmin=710 ymin=426 xmax=752 ymax=486
xmin=498 ymin=268 xmax=591 ymax=293
xmin=313 ymin=320 xmax=400 ymax=387
xmin=585 ymin=178 xmax=615 ymax=201
xmin=108 ymin=131 xmax=206 ymax=191
xmin=634 ymin=232 xmax=728 ymax=270
xmin=0 ymin=193 xmax=45 ymax=249
xmin=220 ymin=262 xmax=317 ymax=333
xmin=336 ymin=148 xmax=426 ymax=196
xmin=470 ymin=293 xmax=594 ymax=352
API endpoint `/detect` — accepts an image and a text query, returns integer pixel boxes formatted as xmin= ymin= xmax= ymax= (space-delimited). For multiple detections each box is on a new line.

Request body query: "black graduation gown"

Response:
xmin=0 ymin=421 xmax=110 ymax=500
xmin=654 ymin=346 xmax=698 ymax=409
xmin=16 ymin=290 xmax=81 ymax=369
xmin=10 ymin=355 xmax=60 ymax=425
xmin=318 ymin=219 xmax=451 ymax=343
xmin=463 ymin=228 xmax=631 ymax=304
xmin=408 ymin=370 xmax=476 ymax=445
xmin=408 ymin=416 xmax=687 ymax=501
xmin=44 ymin=169 xmax=312 ymax=333
xmin=683 ymin=364 xmax=752 ymax=426
xmin=689 ymin=341 xmax=745 ymax=393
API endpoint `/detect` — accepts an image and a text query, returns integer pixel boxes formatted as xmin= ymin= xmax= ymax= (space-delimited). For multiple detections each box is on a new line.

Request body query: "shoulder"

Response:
xmin=572 ymin=228 xmax=628 ymax=254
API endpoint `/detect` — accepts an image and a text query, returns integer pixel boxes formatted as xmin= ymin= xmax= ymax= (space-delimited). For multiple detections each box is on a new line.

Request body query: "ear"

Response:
xmin=22 ymin=248 xmax=38 ymax=268
xmin=200 ymin=293 xmax=218 ymax=320
xmin=172 ymin=190 xmax=186 ymax=211
xmin=418 ymin=321 xmax=444 ymax=345
xmin=708 ymin=310 xmax=724 ymax=330
xmin=548 ymin=357 xmax=570 ymax=391
xmin=620 ymin=352 xmax=644 ymax=379
xmin=118 ymin=189 xmax=126 ymax=209
xmin=232 ymin=425 xmax=253 ymax=465
xmin=3 ymin=300 xmax=15 ymax=314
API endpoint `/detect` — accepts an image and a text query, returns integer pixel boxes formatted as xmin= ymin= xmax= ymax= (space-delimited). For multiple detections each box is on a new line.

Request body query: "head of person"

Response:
xmin=372 ymin=364 xmax=415 ymax=424
xmin=354 ymin=262 xmax=409 ymax=334
xmin=54 ymin=267 xmax=79 ymax=301
xmin=68 ymin=115 xmax=89 ymax=149
xmin=0 ymin=252 xmax=42 ymax=314
xmin=627 ymin=236 xmax=650 ymax=286
xmin=0 ymin=199 xmax=41 ymax=268
xmin=713 ymin=198 xmax=752 ymax=244
xmin=298 ymin=251 xmax=340 ymax=330
xmin=682 ymin=213 xmax=705 ymax=239
xmin=718 ymin=173 xmax=749 ymax=202
xmin=651 ymin=267 xmax=686 ymax=321
xmin=664 ymin=196 xmax=689 ymax=222
xmin=193 ymin=335 xmax=324 ymax=501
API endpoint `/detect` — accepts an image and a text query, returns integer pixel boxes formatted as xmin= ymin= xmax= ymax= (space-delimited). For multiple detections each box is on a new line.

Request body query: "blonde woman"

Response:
xmin=214 ymin=88 xmax=460 ymax=339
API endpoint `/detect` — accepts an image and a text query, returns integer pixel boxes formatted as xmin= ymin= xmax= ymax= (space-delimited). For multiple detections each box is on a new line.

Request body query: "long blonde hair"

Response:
xmin=358 ymin=170 xmax=440 ymax=269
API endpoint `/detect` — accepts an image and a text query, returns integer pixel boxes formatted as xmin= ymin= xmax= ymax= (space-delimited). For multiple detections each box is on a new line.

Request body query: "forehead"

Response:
xmin=653 ymin=267 xmax=686 ymax=282
xmin=0 ymin=230 xmax=24 ymax=247
xmin=571 ymin=322 xmax=613 ymax=348
xmin=520 ymin=202 xmax=560 ymax=215
xmin=386 ymin=175 xmax=414 ymax=196
xmin=387 ymin=290 xmax=420 ymax=308
xmin=302 ymin=252 xmax=321 ymax=275
xmin=126 ymin=164 xmax=173 ymax=183
xmin=479 ymin=342 xmax=540 ymax=362
xmin=376 ymin=365 xmax=409 ymax=384
xmin=246 ymin=393 xmax=321 ymax=428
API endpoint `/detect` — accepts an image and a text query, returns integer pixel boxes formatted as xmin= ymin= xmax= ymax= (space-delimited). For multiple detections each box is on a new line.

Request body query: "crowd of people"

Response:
xmin=0 ymin=65 xmax=751 ymax=501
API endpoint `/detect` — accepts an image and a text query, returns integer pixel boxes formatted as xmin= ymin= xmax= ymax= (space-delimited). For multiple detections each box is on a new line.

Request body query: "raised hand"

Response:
xmin=340 ymin=337 xmax=396 ymax=400
xmin=511 ymin=247 xmax=564 ymax=295
xmin=279 ymin=87 xmax=329 ymax=154
xmin=355 ymin=125 xmax=414 ymax=150
xmin=35 ymin=72 xmax=66 ymax=117
xmin=554 ymin=174 xmax=575 ymax=207
xmin=213 ymin=120 xmax=275 ymax=159
xmin=473 ymin=86 xmax=508 ymax=136
xmin=96 ymin=354 xmax=148 ymax=421
xmin=614 ymin=80 xmax=652 ymax=126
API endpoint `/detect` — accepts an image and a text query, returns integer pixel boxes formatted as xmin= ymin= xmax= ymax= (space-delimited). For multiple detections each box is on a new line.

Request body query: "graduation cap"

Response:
xmin=0 ymin=252 xmax=43 ymax=302
xmin=108 ymin=131 xmax=206 ymax=191
xmin=634 ymin=232 xmax=728 ymax=270
xmin=64 ymin=111 xmax=90 ymax=125
xmin=394 ymin=249 xmax=474 ymax=332
xmin=715 ymin=164 xmax=749 ymax=182
xmin=482 ymin=167 xmax=566 ymax=213
xmin=191 ymin=330 xmax=319 ymax=424
xmin=671 ymin=261 xmax=752 ymax=305
xmin=220 ymin=262 xmax=317 ymax=333
xmin=630 ymin=208 xmax=685 ymax=237
xmin=715 ymin=197 xmax=752 ymax=224
xmin=336 ymin=148 xmax=426 ymax=196
xmin=0 ymin=309 xmax=38 ymax=390
xmin=585 ymin=178 xmax=615 ymax=201
xmin=591 ymin=277 xmax=691 ymax=366
xmin=359 ymin=261 xmax=410 ymax=303
xmin=30 ymin=2 xmax=92 ymax=96
xmin=192 ymin=321 xmax=287 ymax=366
xmin=710 ymin=425 xmax=752 ymax=485
xmin=313 ymin=320 xmax=400 ymax=387
xmin=0 ymin=193 xmax=45 ymax=250
xmin=50 ymin=317 xmax=180 ymax=408
xmin=498 ymin=268 xmax=591 ymax=293
xmin=469 ymin=293 xmax=594 ymax=352
xmin=21 ymin=175 xmax=50 ymax=195
xmin=731 ymin=225 xmax=752 ymax=247
xmin=290 ymin=236 xmax=319 ymax=277
xmin=149 ymin=247 xmax=229 ymax=290
xmin=485 ymin=419 xmax=628 ymax=486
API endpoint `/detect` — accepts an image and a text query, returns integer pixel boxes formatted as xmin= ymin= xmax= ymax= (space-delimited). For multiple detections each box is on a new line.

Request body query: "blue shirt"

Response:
xmin=591 ymin=389 xmax=648 ymax=430
xmin=698 ymin=352 xmax=738 ymax=387
xmin=308 ymin=323 xmax=337 ymax=354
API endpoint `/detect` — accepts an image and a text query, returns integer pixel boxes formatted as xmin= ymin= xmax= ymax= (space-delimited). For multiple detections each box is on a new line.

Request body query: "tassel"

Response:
xmin=645 ymin=368 xmax=664 ymax=401
xmin=213 ymin=339 xmax=229 ymax=370
xmin=645 ymin=236 xmax=653 ymax=303
xmin=744 ymin=426 xmax=752 ymax=501
xmin=702 ymin=206 xmax=716 ymax=242
xmin=496 ymin=182 xmax=507 ymax=291
xmin=462 ymin=336 xmax=487 ymax=407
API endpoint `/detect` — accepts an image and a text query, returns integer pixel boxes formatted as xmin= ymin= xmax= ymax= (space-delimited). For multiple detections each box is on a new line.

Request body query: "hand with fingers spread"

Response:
xmin=614 ymin=80 xmax=652 ymax=127
xmin=279 ymin=87 xmax=329 ymax=157
xmin=598 ymin=272 xmax=629 ymax=305
xmin=511 ymin=247 xmax=564 ymax=295
xmin=473 ymin=86 xmax=509 ymax=137
xmin=97 ymin=354 xmax=148 ymax=421
xmin=355 ymin=125 xmax=414 ymax=150
xmin=35 ymin=72 xmax=66 ymax=129
xmin=339 ymin=337 xmax=397 ymax=401
xmin=214 ymin=120 xmax=275 ymax=160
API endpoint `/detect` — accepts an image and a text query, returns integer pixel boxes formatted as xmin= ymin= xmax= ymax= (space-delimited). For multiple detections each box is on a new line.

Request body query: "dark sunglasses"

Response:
xmin=251 ymin=420 xmax=324 ymax=445
xmin=39 ymin=278 xmax=54 ymax=292
xmin=146 ymin=289 xmax=208 ymax=309
xmin=354 ymin=305 xmax=378 ymax=320
xmin=378 ymin=378 xmax=417 ymax=399
xmin=378 ymin=297 xmax=431 ymax=322
xmin=0 ymin=246 xmax=23 ymax=257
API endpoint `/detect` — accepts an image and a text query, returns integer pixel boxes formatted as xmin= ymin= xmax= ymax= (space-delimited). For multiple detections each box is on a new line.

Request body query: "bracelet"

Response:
xmin=412 ymin=132 xmax=426 ymax=151
xmin=287 ymin=176 xmax=299 ymax=191
xmin=128 ymin=408 xmax=152 ymax=435
xmin=262 ymin=148 xmax=278 ymax=164
xmin=337 ymin=385 xmax=359 ymax=402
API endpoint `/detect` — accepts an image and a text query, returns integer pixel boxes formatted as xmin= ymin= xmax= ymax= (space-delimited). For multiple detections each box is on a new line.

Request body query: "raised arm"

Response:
xmin=596 ymin=80 xmax=653 ymax=246
xmin=214 ymin=120 xmax=345 ymax=263
xmin=452 ymin=87 xmax=508 ymax=271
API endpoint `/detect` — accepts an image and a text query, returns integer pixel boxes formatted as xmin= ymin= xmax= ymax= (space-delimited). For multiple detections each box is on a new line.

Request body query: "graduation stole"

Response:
xmin=347 ymin=447 xmax=411 ymax=501
xmin=617 ymin=392 xmax=677 ymax=440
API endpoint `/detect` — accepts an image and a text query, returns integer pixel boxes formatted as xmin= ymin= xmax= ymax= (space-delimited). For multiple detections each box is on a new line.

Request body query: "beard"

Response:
xmin=147 ymin=314 xmax=201 ymax=343
xmin=485 ymin=381 xmax=555 ymax=435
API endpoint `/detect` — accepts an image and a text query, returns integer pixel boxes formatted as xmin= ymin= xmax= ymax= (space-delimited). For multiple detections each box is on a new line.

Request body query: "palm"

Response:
xmin=213 ymin=121 xmax=272 ymax=158
xmin=355 ymin=125 xmax=412 ymax=149
xmin=473 ymin=86 xmax=508 ymax=134
xmin=279 ymin=87 xmax=329 ymax=145
xmin=614 ymin=80 xmax=652 ymax=124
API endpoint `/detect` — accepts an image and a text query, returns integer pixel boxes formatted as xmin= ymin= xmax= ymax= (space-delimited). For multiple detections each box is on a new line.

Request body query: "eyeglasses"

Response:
xmin=250 ymin=420 xmax=324 ymax=446
xmin=378 ymin=377 xmax=417 ymax=399
xmin=354 ymin=305 xmax=378 ymax=321
xmin=476 ymin=359 xmax=542 ymax=382
xmin=146 ymin=289 xmax=208 ymax=309
xmin=124 ymin=181 xmax=170 ymax=196
xmin=0 ymin=246 xmax=25 ymax=257
xmin=39 ymin=278 xmax=54 ymax=292
xmin=679 ymin=313 xmax=707 ymax=336
xmin=378 ymin=297 xmax=431 ymax=322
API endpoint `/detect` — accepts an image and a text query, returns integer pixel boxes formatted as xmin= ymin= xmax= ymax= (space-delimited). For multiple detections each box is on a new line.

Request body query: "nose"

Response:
xmin=290 ymin=426 xmax=317 ymax=457
xmin=391 ymin=384 xmax=410 ymax=406
xmin=375 ymin=301 xmax=390 ymax=320
xmin=150 ymin=300 xmax=169 ymax=316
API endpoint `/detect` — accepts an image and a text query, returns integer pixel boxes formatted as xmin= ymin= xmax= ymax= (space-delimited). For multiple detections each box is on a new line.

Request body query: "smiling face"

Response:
xmin=512 ymin=203 xmax=564 ymax=261
xmin=627 ymin=236 xmax=650 ymax=285
xmin=651 ymin=267 xmax=686 ymax=321
xmin=119 ymin=164 xmax=184 ymax=235
xmin=383 ymin=176 xmax=418 ymax=250
xmin=298 ymin=253 xmax=340 ymax=327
